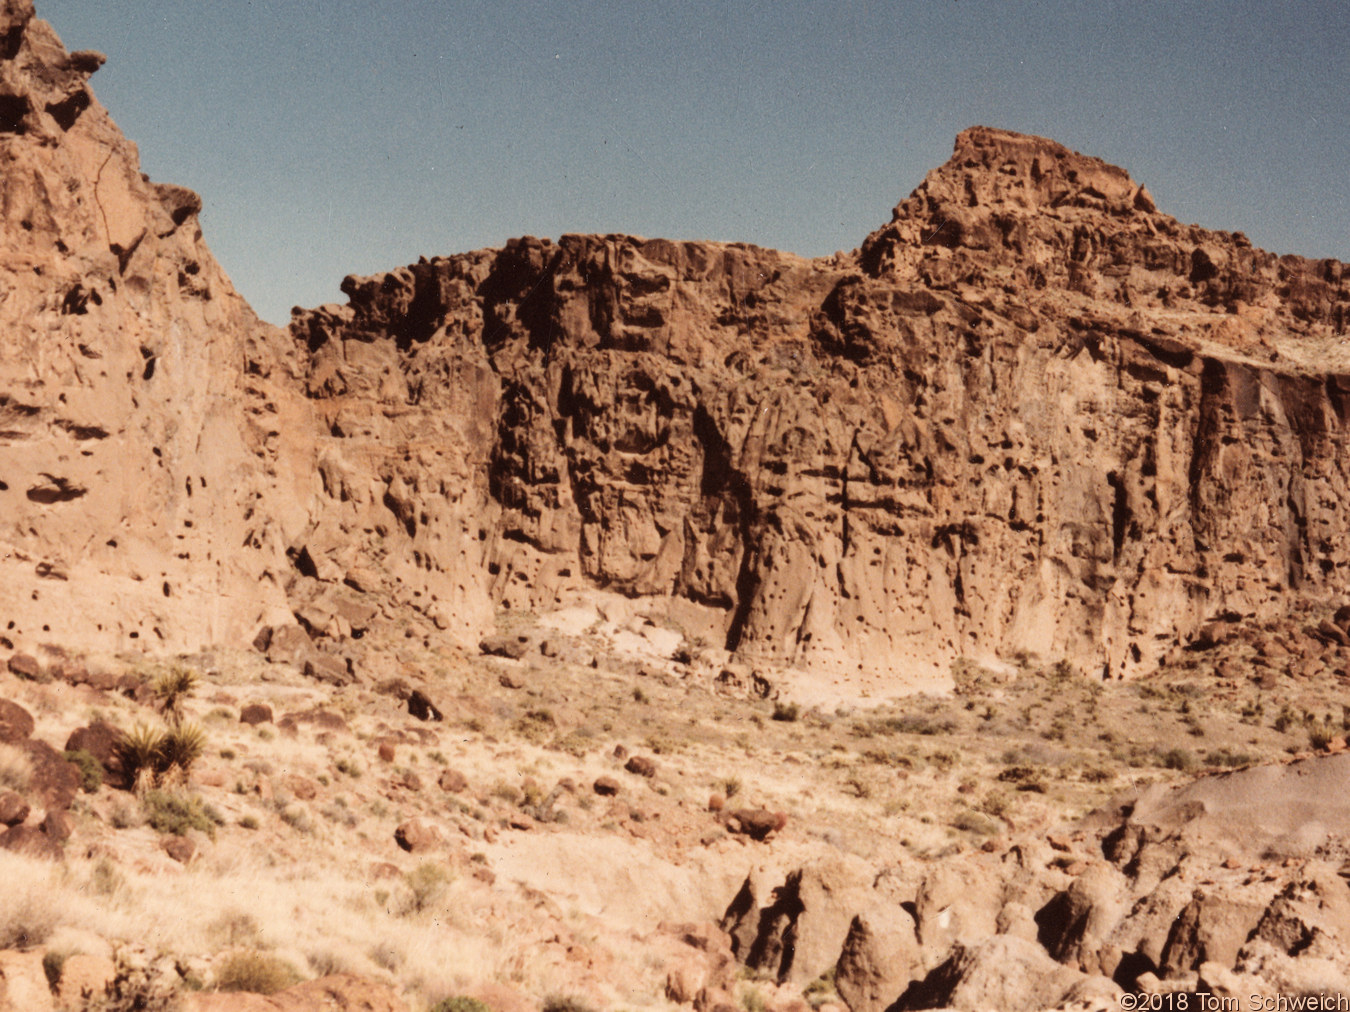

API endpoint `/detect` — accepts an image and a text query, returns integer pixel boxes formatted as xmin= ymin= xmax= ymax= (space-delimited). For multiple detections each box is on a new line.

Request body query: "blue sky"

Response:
xmin=40 ymin=1 xmax=1350 ymax=326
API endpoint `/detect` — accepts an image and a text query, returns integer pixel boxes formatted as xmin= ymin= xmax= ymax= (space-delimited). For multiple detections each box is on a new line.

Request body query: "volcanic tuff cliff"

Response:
xmin=4 ymin=0 xmax=1349 ymax=687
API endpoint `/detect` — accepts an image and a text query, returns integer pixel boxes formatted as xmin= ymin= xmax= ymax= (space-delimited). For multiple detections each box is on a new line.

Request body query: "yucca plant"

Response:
xmin=158 ymin=722 xmax=206 ymax=783
xmin=152 ymin=663 xmax=198 ymax=722
xmin=117 ymin=724 xmax=168 ymax=793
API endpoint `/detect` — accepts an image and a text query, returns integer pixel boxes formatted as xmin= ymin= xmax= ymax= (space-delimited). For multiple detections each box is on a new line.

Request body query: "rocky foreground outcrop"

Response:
xmin=711 ymin=754 xmax=1350 ymax=1011
xmin=3 ymin=0 xmax=1348 ymax=689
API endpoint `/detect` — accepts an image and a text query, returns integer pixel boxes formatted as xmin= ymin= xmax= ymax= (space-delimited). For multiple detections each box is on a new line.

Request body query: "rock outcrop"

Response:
xmin=0 ymin=0 xmax=308 ymax=654
xmin=4 ymin=0 xmax=1349 ymax=689
xmin=291 ymin=130 xmax=1350 ymax=686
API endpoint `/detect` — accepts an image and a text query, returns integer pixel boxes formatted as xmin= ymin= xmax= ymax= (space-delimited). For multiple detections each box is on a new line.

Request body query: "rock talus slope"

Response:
xmin=3 ymin=0 xmax=1349 ymax=690
xmin=293 ymin=128 xmax=1350 ymax=686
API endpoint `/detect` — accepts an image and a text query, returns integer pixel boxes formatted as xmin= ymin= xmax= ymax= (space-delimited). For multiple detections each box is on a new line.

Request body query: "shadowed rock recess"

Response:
xmin=5 ymin=0 xmax=1350 ymax=688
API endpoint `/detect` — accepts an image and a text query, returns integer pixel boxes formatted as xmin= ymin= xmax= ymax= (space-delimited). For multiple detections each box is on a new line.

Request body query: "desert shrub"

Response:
xmin=279 ymin=805 xmax=314 ymax=835
xmin=0 ymin=742 xmax=33 ymax=791
xmin=238 ymin=814 xmax=260 ymax=830
xmin=721 ymin=776 xmax=742 ymax=799
xmin=771 ymin=701 xmax=800 ymax=722
xmin=1158 ymin=747 xmax=1196 ymax=771
xmin=367 ymin=942 xmax=403 ymax=972
xmin=432 ymin=998 xmax=493 ymax=1012
xmin=1206 ymin=749 xmax=1256 ymax=768
xmin=213 ymin=951 xmax=301 ymax=994
xmin=997 ymin=765 xmax=1046 ymax=792
xmin=142 ymin=789 xmax=216 ymax=837
xmin=951 ymin=810 xmax=1001 ymax=836
xmin=402 ymin=862 xmax=452 ymax=915
xmin=334 ymin=757 xmax=362 ymax=779
xmin=207 ymin=910 xmax=262 ymax=949
xmin=544 ymin=997 xmax=598 ymax=1012
xmin=1081 ymin=766 xmax=1115 ymax=783
xmin=1309 ymin=724 xmax=1335 ymax=751
xmin=632 ymin=687 xmax=649 ymax=704
xmin=1273 ymin=704 xmax=1297 ymax=733
xmin=62 ymin=748 xmax=104 ymax=793
xmin=0 ymin=890 xmax=56 ymax=949
xmin=881 ymin=715 xmax=957 ymax=736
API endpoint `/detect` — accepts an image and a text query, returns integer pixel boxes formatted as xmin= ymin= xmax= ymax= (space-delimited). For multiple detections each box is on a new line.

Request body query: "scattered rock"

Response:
xmin=377 ymin=743 xmax=396 ymax=763
xmin=593 ymin=776 xmax=620 ymax=796
xmin=498 ymin=673 xmax=522 ymax=689
xmin=162 ymin=835 xmax=195 ymax=863
xmin=19 ymin=740 xmax=80 ymax=811
xmin=480 ymin=634 xmax=530 ymax=660
xmin=835 ymin=913 xmax=924 ymax=1012
xmin=239 ymin=703 xmax=273 ymax=725
xmin=407 ymin=689 xmax=442 ymax=721
xmin=303 ymin=653 xmax=353 ymax=686
xmin=65 ymin=720 xmax=129 ymax=789
xmin=0 ymin=949 xmax=55 ymax=1012
xmin=0 ymin=823 xmax=63 ymax=860
xmin=5 ymin=654 xmax=41 ymax=681
xmin=55 ymin=954 xmax=117 ymax=1010
xmin=0 ymin=793 xmax=28 ymax=827
xmin=437 ymin=769 xmax=468 ymax=793
xmin=724 ymin=809 xmax=785 ymax=841
xmin=394 ymin=819 xmax=438 ymax=853
xmin=40 ymin=808 xmax=73 ymax=842
xmin=624 ymin=755 xmax=657 ymax=778
xmin=0 ymin=700 xmax=34 ymax=744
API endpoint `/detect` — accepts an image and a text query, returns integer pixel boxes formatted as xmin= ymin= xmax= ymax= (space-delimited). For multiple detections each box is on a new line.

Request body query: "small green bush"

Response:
xmin=213 ymin=951 xmax=301 ymax=995
xmin=543 ymin=997 xmax=598 ymax=1012
xmin=63 ymin=748 xmax=103 ymax=793
xmin=403 ymin=863 xmax=452 ymax=915
xmin=1158 ymin=747 xmax=1196 ymax=771
xmin=142 ymin=790 xmax=216 ymax=838
xmin=432 ymin=998 xmax=493 ymax=1012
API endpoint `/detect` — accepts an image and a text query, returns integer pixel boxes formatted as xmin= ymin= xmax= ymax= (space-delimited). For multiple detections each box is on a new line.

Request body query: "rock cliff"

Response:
xmin=0 ymin=0 xmax=316 ymax=655
xmin=4 ymin=0 xmax=1349 ymax=689
xmin=292 ymin=130 xmax=1350 ymax=685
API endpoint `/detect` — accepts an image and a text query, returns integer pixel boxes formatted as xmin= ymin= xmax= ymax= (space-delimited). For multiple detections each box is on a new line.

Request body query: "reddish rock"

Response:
xmin=303 ymin=653 xmax=353 ymax=686
xmin=284 ymin=775 xmax=318 ymax=801
xmin=480 ymin=634 xmax=530 ymax=660
xmin=162 ymin=835 xmax=196 ymax=863
xmin=407 ymin=689 xmax=443 ymax=721
xmin=612 ymin=744 xmax=629 ymax=760
xmin=724 ymin=809 xmax=786 ymax=841
xmin=498 ymin=673 xmax=522 ymax=689
xmin=593 ymin=776 xmax=621 ymax=796
xmin=20 ymin=739 xmax=80 ymax=811
xmin=0 ymin=823 xmax=63 ymax=859
xmin=708 ymin=792 xmax=725 ymax=812
xmin=0 ymin=699 xmax=35 ymax=744
xmin=508 ymin=812 xmax=535 ymax=831
xmin=625 ymin=755 xmax=657 ymax=778
xmin=265 ymin=624 xmax=314 ymax=666
xmin=377 ymin=743 xmax=396 ymax=763
xmin=437 ymin=768 xmax=469 ymax=793
xmin=394 ymin=819 xmax=438 ymax=853
xmin=240 ymin=703 xmax=273 ymax=725
xmin=40 ymin=808 xmax=73 ymax=842
xmin=370 ymin=861 xmax=402 ymax=879
xmin=5 ymin=653 xmax=42 ymax=680
xmin=65 ymin=720 xmax=129 ymax=789
xmin=0 ymin=792 xmax=29 ymax=826
xmin=392 ymin=769 xmax=422 ymax=792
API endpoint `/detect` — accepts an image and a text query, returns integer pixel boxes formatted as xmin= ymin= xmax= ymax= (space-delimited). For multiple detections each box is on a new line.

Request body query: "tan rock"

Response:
xmin=0 ymin=949 xmax=54 ymax=1012
xmin=55 ymin=953 xmax=117 ymax=1008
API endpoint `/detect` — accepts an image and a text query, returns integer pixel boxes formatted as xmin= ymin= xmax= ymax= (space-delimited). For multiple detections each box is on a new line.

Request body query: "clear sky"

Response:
xmin=39 ymin=1 xmax=1350 ymax=326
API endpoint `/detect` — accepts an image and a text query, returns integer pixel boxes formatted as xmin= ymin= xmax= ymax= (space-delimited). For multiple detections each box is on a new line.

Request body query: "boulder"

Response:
xmin=65 ymin=720 xmax=129 ymax=789
xmin=624 ymin=755 xmax=657 ymax=778
xmin=0 ymin=700 xmax=34 ymax=744
xmin=407 ymin=689 xmax=442 ymax=721
xmin=18 ymin=740 xmax=80 ymax=811
xmin=835 ymin=913 xmax=923 ymax=1012
xmin=0 ymin=950 xmax=54 ymax=1012
xmin=437 ymin=769 xmax=468 ymax=793
xmin=893 ymin=935 xmax=1087 ymax=1012
xmin=0 ymin=793 xmax=27 ymax=826
xmin=593 ymin=776 xmax=620 ymax=796
xmin=55 ymin=954 xmax=117 ymax=1010
xmin=393 ymin=819 xmax=439 ymax=853
xmin=5 ymin=654 xmax=41 ymax=681
xmin=480 ymin=634 xmax=531 ymax=660
xmin=240 ymin=704 xmax=273 ymax=726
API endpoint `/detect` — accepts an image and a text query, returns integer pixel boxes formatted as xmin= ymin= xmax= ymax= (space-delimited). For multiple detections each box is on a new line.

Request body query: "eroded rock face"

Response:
xmin=4 ymin=0 xmax=1348 ymax=687
xmin=0 ymin=0 xmax=309 ymax=656
xmin=291 ymin=127 xmax=1350 ymax=686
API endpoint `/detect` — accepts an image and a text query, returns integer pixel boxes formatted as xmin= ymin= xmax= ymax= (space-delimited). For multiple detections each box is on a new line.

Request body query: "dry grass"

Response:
xmin=0 ymin=741 xmax=33 ymax=792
